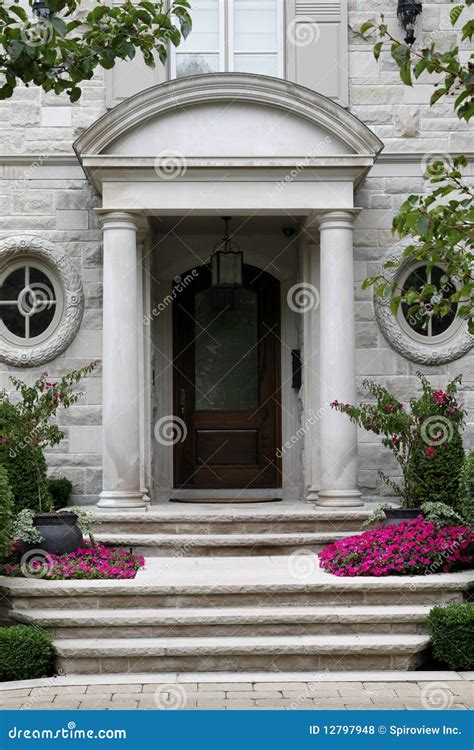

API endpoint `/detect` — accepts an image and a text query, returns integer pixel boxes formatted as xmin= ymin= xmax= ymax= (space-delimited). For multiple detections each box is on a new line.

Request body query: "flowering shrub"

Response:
xmin=0 ymin=544 xmax=145 ymax=580
xmin=0 ymin=362 xmax=98 ymax=511
xmin=318 ymin=519 xmax=473 ymax=577
xmin=331 ymin=373 xmax=466 ymax=508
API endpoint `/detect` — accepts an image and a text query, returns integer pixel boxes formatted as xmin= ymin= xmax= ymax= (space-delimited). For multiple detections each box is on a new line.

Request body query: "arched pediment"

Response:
xmin=74 ymin=73 xmax=383 ymax=161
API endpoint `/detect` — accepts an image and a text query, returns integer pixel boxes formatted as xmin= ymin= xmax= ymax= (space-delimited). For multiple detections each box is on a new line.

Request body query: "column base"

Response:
xmin=314 ymin=489 xmax=363 ymax=508
xmin=97 ymin=490 xmax=148 ymax=510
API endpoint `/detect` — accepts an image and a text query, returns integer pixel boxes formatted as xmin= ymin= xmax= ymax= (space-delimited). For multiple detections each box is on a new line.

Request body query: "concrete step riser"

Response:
xmin=56 ymin=651 xmax=426 ymax=674
xmin=9 ymin=591 xmax=465 ymax=610
xmin=117 ymin=543 xmax=332 ymax=556
xmin=39 ymin=622 xmax=429 ymax=638
xmin=93 ymin=522 xmax=367 ymax=534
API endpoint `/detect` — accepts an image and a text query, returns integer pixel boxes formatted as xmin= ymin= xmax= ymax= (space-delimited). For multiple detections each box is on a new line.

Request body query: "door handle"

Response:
xmin=179 ymin=388 xmax=186 ymax=417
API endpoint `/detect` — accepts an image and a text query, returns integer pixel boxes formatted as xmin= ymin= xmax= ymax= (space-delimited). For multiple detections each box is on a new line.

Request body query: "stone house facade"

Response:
xmin=0 ymin=0 xmax=472 ymax=508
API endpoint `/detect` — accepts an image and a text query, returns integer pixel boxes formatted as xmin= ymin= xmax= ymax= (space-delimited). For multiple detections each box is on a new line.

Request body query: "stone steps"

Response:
xmin=2 ymin=530 xmax=472 ymax=675
xmin=92 ymin=508 xmax=373 ymax=536
xmin=92 ymin=506 xmax=373 ymax=556
xmin=53 ymin=634 xmax=431 ymax=674
xmin=95 ymin=531 xmax=353 ymax=556
xmin=11 ymin=604 xmax=430 ymax=638
xmin=2 ymin=569 xmax=470 ymax=610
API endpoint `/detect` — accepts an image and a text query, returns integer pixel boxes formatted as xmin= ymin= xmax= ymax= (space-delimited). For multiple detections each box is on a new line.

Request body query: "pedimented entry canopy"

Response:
xmin=74 ymin=73 xmax=383 ymax=211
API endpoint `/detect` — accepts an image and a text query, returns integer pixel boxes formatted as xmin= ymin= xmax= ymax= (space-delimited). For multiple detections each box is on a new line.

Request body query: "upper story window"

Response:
xmin=172 ymin=0 xmax=283 ymax=79
xmin=106 ymin=1 xmax=348 ymax=109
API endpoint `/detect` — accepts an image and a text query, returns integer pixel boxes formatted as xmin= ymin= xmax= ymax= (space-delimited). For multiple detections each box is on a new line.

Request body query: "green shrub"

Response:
xmin=427 ymin=603 xmax=474 ymax=670
xmin=0 ymin=625 xmax=55 ymax=681
xmin=0 ymin=465 xmax=13 ymax=556
xmin=407 ymin=425 xmax=464 ymax=512
xmin=460 ymin=451 xmax=474 ymax=525
xmin=48 ymin=477 xmax=73 ymax=510
xmin=0 ymin=401 xmax=48 ymax=513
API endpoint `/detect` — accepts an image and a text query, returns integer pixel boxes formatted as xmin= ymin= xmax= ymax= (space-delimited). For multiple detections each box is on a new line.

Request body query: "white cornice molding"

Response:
xmin=73 ymin=73 xmax=384 ymax=160
xmin=1 ymin=152 xmax=473 ymax=167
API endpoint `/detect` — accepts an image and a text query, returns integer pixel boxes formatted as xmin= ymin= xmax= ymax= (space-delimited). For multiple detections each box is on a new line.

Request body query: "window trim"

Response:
xmin=0 ymin=259 xmax=63 ymax=347
xmin=396 ymin=261 xmax=462 ymax=346
xmin=375 ymin=244 xmax=473 ymax=365
xmin=170 ymin=0 xmax=226 ymax=78
xmin=0 ymin=235 xmax=84 ymax=368
xmin=228 ymin=0 xmax=285 ymax=78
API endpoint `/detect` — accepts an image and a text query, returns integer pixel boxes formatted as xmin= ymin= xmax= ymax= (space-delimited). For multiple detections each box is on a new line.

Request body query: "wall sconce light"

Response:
xmin=397 ymin=0 xmax=422 ymax=45
xmin=32 ymin=0 xmax=52 ymax=18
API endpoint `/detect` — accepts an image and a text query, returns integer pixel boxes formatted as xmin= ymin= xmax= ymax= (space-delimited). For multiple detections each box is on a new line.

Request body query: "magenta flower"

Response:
xmin=318 ymin=520 xmax=473 ymax=577
xmin=0 ymin=543 xmax=145 ymax=581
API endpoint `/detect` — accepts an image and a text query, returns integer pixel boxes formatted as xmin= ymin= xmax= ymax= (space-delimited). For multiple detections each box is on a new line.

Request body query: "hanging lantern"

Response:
xmin=397 ymin=0 xmax=422 ymax=45
xmin=210 ymin=217 xmax=243 ymax=311
xmin=211 ymin=217 xmax=243 ymax=289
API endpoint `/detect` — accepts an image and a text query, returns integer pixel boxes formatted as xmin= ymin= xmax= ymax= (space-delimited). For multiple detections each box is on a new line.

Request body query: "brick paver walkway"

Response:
xmin=1 ymin=680 xmax=472 ymax=710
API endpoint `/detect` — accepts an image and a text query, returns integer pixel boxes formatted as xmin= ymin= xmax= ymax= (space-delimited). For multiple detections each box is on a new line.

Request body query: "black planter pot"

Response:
xmin=383 ymin=507 xmax=424 ymax=526
xmin=32 ymin=512 xmax=83 ymax=555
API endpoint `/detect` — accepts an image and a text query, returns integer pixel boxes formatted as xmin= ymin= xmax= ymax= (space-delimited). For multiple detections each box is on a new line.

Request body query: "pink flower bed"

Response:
xmin=318 ymin=519 xmax=474 ymax=577
xmin=0 ymin=544 xmax=145 ymax=580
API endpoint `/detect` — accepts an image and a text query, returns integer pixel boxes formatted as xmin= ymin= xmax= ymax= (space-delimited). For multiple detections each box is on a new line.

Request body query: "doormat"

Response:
xmin=169 ymin=497 xmax=283 ymax=504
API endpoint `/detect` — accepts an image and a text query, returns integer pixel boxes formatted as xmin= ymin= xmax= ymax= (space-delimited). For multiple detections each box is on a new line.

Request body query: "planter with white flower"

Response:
xmin=0 ymin=363 xmax=97 ymax=554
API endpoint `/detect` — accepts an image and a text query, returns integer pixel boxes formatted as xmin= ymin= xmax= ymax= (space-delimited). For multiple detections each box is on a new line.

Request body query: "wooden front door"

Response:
xmin=173 ymin=265 xmax=281 ymax=488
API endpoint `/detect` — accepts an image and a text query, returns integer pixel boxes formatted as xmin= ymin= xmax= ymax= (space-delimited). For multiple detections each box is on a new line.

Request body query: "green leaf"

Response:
xmin=359 ymin=21 xmax=375 ymax=35
xmin=373 ymin=41 xmax=383 ymax=61
xmin=416 ymin=215 xmax=430 ymax=235
xmin=450 ymin=5 xmax=464 ymax=26
xmin=50 ymin=17 xmax=67 ymax=37
xmin=399 ymin=62 xmax=412 ymax=86
xmin=362 ymin=276 xmax=379 ymax=289
xmin=68 ymin=86 xmax=81 ymax=102
xmin=390 ymin=296 xmax=401 ymax=316
xmin=414 ymin=58 xmax=429 ymax=78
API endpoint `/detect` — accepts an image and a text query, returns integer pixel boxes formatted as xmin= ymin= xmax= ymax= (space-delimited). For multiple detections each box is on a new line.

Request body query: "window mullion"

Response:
xmin=227 ymin=0 xmax=234 ymax=72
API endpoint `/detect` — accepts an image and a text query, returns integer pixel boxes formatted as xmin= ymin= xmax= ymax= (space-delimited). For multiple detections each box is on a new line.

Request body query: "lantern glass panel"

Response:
xmin=213 ymin=250 xmax=243 ymax=287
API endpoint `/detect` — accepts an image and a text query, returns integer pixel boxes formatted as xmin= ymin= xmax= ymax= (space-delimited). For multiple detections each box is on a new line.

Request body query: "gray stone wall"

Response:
xmin=354 ymin=172 xmax=474 ymax=499
xmin=348 ymin=1 xmax=472 ymax=152
xmin=0 ymin=164 xmax=103 ymax=505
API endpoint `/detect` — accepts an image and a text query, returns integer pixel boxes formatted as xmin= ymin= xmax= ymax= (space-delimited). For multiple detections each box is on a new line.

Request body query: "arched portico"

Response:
xmin=74 ymin=73 xmax=383 ymax=510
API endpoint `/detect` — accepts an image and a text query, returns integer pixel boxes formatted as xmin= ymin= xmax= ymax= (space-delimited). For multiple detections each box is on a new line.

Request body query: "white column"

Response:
xmin=98 ymin=211 xmax=146 ymax=509
xmin=315 ymin=211 xmax=362 ymax=507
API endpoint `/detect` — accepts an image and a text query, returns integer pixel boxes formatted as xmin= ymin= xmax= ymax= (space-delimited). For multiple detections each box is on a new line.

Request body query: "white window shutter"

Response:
xmin=105 ymin=55 xmax=167 ymax=109
xmin=286 ymin=0 xmax=348 ymax=107
xmin=104 ymin=0 xmax=168 ymax=109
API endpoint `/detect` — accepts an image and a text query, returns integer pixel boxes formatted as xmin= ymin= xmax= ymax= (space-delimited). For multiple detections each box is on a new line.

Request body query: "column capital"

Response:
xmin=317 ymin=209 xmax=361 ymax=229
xmin=96 ymin=209 xmax=141 ymax=230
